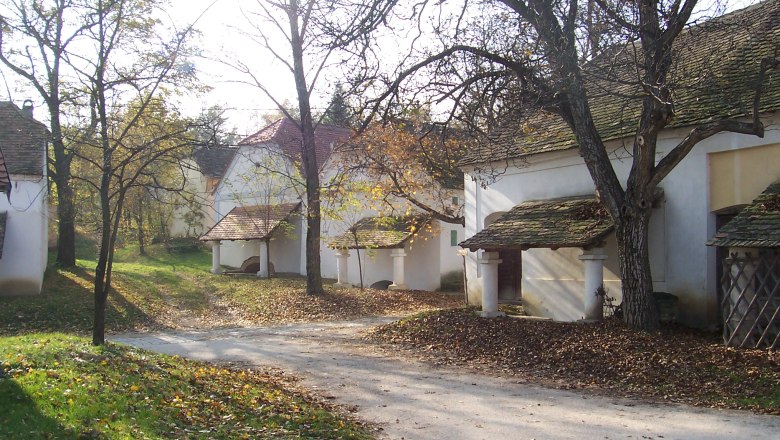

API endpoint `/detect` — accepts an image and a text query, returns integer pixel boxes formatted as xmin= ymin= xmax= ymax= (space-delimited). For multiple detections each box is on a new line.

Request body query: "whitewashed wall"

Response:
xmin=462 ymin=115 xmax=780 ymax=327
xmin=169 ymin=158 xmax=210 ymax=237
xmin=0 ymin=176 xmax=48 ymax=295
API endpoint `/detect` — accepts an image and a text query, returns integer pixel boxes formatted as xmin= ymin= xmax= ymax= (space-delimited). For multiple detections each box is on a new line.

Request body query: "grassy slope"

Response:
xmin=0 ymin=333 xmax=370 ymax=439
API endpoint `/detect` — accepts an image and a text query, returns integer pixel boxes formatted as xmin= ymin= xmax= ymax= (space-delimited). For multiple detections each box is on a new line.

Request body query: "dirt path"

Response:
xmin=114 ymin=318 xmax=780 ymax=440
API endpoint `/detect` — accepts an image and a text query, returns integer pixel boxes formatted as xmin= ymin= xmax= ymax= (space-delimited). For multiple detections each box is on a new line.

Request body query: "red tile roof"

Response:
xmin=199 ymin=202 xmax=301 ymax=241
xmin=238 ymin=118 xmax=351 ymax=169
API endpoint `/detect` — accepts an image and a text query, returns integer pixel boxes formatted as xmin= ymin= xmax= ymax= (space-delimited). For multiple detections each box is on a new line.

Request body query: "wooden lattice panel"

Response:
xmin=721 ymin=251 xmax=780 ymax=349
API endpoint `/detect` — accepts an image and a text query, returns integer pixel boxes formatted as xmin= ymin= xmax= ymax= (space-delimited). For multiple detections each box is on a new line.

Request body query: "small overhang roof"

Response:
xmin=199 ymin=202 xmax=300 ymax=242
xmin=329 ymin=215 xmax=430 ymax=249
xmin=708 ymin=181 xmax=780 ymax=248
xmin=460 ymin=195 xmax=614 ymax=251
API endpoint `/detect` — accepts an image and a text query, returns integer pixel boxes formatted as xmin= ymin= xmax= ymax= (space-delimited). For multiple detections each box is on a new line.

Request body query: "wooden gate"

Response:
xmin=721 ymin=250 xmax=780 ymax=349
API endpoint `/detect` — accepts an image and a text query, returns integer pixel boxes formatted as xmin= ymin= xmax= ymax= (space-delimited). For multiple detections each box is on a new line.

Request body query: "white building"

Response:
xmin=0 ymin=101 xmax=49 ymax=295
xmin=459 ymin=0 xmax=780 ymax=329
xmin=200 ymin=117 xmax=465 ymax=290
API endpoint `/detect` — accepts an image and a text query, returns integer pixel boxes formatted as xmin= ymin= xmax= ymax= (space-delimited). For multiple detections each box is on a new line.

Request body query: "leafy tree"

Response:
xmin=64 ymin=0 xmax=197 ymax=345
xmin=359 ymin=0 xmax=778 ymax=330
xmin=321 ymin=83 xmax=354 ymax=127
xmin=341 ymin=119 xmax=466 ymax=225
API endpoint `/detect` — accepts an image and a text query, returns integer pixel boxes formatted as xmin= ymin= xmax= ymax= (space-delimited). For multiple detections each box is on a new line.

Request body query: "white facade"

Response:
xmin=208 ymin=132 xmax=465 ymax=290
xmin=462 ymin=115 xmax=780 ymax=328
xmin=211 ymin=143 xmax=307 ymax=273
xmin=0 ymin=171 xmax=48 ymax=295
xmin=168 ymin=158 xmax=214 ymax=237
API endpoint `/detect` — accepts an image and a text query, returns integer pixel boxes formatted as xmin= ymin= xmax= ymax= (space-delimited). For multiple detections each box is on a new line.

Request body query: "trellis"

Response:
xmin=721 ymin=250 xmax=780 ymax=349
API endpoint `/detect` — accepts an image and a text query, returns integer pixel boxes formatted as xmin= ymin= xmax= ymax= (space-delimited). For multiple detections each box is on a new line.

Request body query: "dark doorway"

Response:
xmin=498 ymin=250 xmax=522 ymax=303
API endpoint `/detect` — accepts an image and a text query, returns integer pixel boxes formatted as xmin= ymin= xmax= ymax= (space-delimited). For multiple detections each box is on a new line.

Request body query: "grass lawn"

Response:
xmin=0 ymin=333 xmax=371 ymax=439
xmin=0 ymin=242 xmax=461 ymax=335
xmin=0 ymin=240 xmax=458 ymax=439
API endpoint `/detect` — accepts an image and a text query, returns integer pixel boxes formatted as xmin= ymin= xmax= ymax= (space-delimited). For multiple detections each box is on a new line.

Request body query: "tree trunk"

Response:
xmin=615 ymin=204 xmax=659 ymax=331
xmin=55 ymin=178 xmax=77 ymax=266
xmin=137 ymin=209 xmax=146 ymax=256
xmin=288 ymin=0 xmax=324 ymax=294
xmin=50 ymin=115 xmax=77 ymax=267
xmin=92 ymin=284 xmax=107 ymax=346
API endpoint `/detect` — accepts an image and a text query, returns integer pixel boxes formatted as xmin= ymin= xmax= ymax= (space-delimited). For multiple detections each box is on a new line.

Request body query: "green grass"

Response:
xmin=0 ymin=333 xmax=371 ymax=439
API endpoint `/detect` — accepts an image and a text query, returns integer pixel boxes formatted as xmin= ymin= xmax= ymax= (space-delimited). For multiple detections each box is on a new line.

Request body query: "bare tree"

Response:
xmin=357 ymin=0 xmax=779 ymax=330
xmin=0 ymin=0 xmax=96 ymax=267
xmin=232 ymin=0 xmax=394 ymax=294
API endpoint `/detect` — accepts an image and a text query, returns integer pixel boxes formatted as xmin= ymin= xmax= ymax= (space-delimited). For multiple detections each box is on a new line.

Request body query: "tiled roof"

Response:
xmin=0 ymin=212 xmax=6 ymax=258
xmin=329 ymin=215 xmax=431 ymax=249
xmin=0 ymin=102 xmax=48 ymax=176
xmin=459 ymin=195 xmax=613 ymax=251
xmin=460 ymin=0 xmax=780 ymax=166
xmin=199 ymin=202 xmax=301 ymax=241
xmin=239 ymin=118 xmax=351 ymax=169
xmin=0 ymin=147 xmax=10 ymax=194
xmin=708 ymin=181 xmax=780 ymax=248
xmin=192 ymin=146 xmax=236 ymax=179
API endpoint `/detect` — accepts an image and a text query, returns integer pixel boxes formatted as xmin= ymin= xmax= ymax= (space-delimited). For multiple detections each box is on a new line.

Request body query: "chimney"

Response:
xmin=21 ymin=99 xmax=34 ymax=118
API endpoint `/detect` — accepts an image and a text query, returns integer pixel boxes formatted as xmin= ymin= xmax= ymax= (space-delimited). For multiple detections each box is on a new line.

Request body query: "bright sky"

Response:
xmin=1 ymin=0 xmax=759 ymax=137
xmin=167 ymin=0 xmax=300 ymax=136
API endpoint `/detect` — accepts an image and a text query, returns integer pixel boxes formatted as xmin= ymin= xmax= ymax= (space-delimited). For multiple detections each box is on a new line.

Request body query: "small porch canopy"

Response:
xmin=708 ymin=181 xmax=780 ymax=349
xmin=460 ymin=195 xmax=614 ymax=318
xmin=328 ymin=215 xmax=431 ymax=289
xmin=199 ymin=202 xmax=301 ymax=275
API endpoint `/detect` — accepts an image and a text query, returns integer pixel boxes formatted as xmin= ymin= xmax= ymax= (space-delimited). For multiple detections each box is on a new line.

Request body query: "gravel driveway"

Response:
xmin=114 ymin=318 xmax=780 ymax=440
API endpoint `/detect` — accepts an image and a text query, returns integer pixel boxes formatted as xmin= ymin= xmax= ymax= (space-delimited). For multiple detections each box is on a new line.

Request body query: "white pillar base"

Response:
xmin=389 ymin=248 xmax=407 ymax=290
xmin=335 ymin=249 xmax=352 ymax=288
xmin=579 ymin=248 xmax=608 ymax=320
xmin=257 ymin=240 xmax=269 ymax=278
xmin=210 ymin=241 xmax=222 ymax=274
xmin=479 ymin=251 xmax=504 ymax=317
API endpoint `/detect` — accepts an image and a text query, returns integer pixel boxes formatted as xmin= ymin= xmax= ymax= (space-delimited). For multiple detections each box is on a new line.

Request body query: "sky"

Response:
xmin=167 ymin=0 xmax=301 ymax=136
xmin=2 ymin=0 xmax=759 ymax=138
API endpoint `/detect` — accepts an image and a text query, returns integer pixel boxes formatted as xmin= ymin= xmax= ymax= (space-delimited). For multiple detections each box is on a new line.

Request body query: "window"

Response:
xmin=451 ymin=196 xmax=459 ymax=205
xmin=450 ymin=230 xmax=458 ymax=246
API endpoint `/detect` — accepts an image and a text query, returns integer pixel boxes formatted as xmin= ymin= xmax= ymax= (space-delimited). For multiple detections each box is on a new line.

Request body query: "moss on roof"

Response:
xmin=459 ymin=195 xmax=613 ymax=251
xmin=708 ymin=181 xmax=780 ymax=248
xmin=460 ymin=0 xmax=780 ymax=166
xmin=329 ymin=215 xmax=431 ymax=249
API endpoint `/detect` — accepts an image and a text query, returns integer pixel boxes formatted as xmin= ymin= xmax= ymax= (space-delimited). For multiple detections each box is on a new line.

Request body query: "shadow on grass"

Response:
xmin=0 ymin=266 xmax=162 ymax=336
xmin=0 ymin=377 xmax=77 ymax=439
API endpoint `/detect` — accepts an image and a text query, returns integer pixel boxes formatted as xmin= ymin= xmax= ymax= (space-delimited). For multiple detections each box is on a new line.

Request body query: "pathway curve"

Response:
xmin=114 ymin=318 xmax=780 ymax=440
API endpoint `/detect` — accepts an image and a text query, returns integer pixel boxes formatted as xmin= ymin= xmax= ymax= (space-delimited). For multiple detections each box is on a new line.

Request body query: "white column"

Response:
xmin=579 ymin=247 xmax=608 ymax=321
xmin=210 ymin=241 xmax=222 ymax=274
xmin=257 ymin=240 xmax=269 ymax=278
xmin=389 ymin=248 xmax=408 ymax=290
xmin=334 ymin=249 xmax=352 ymax=288
xmin=299 ymin=215 xmax=307 ymax=276
xmin=479 ymin=251 xmax=504 ymax=317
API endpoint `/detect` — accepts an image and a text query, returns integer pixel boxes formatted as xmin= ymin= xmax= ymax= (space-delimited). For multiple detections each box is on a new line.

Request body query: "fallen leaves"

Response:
xmin=366 ymin=308 xmax=780 ymax=414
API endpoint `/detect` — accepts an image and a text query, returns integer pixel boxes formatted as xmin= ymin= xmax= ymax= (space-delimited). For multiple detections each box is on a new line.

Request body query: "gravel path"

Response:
xmin=113 ymin=318 xmax=780 ymax=440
